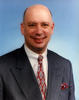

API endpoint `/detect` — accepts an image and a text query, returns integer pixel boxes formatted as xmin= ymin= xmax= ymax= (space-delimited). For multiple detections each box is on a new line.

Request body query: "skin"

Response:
xmin=21 ymin=4 xmax=54 ymax=54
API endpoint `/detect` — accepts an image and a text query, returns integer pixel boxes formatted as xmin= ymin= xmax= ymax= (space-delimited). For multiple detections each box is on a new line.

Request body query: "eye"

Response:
xmin=42 ymin=23 xmax=49 ymax=27
xmin=28 ymin=24 xmax=34 ymax=26
xmin=28 ymin=23 xmax=36 ymax=27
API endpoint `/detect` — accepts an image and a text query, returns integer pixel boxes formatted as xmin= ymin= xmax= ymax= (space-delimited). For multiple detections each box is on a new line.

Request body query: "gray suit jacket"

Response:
xmin=0 ymin=46 xmax=75 ymax=100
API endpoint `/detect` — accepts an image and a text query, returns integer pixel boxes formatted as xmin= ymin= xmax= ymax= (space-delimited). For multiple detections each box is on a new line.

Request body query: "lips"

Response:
xmin=34 ymin=38 xmax=43 ymax=43
xmin=31 ymin=36 xmax=47 ymax=43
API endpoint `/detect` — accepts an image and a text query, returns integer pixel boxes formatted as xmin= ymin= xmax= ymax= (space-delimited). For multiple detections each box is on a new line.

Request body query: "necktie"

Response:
xmin=37 ymin=55 xmax=47 ymax=100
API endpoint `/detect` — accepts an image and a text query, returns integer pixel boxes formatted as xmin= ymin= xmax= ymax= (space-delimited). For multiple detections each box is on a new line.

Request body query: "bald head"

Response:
xmin=21 ymin=4 xmax=54 ymax=54
xmin=23 ymin=4 xmax=53 ymax=22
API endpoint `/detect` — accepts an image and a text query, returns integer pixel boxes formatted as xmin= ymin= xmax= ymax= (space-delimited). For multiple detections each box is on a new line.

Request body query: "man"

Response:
xmin=0 ymin=4 xmax=75 ymax=100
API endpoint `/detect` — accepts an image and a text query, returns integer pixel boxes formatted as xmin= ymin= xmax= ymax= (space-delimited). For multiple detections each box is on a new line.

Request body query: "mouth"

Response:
xmin=31 ymin=36 xmax=47 ymax=43
xmin=34 ymin=38 xmax=43 ymax=43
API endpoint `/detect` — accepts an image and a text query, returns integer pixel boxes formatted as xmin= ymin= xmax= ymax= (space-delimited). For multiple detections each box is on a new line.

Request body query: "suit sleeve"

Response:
xmin=0 ymin=76 xmax=3 ymax=100
xmin=68 ymin=61 xmax=75 ymax=100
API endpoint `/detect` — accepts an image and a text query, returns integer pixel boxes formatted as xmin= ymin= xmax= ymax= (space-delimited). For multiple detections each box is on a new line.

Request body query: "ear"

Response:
xmin=51 ymin=22 xmax=54 ymax=34
xmin=20 ymin=23 xmax=25 ymax=35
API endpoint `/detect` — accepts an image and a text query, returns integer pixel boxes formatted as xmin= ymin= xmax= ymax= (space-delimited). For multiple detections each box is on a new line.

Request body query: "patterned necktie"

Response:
xmin=37 ymin=55 xmax=47 ymax=100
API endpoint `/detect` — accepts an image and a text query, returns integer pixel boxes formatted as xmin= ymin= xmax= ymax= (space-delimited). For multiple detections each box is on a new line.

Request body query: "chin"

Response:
xmin=35 ymin=45 xmax=46 ymax=51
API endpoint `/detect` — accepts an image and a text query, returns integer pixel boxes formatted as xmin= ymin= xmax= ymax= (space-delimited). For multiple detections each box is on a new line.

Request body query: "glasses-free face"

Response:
xmin=21 ymin=6 xmax=54 ymax=54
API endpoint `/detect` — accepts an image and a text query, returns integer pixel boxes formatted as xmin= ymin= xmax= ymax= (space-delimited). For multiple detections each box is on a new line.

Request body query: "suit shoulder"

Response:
xmin=47 ymin=50 xmax=72 ymax=73
xmin=0 ymin=48 xmax=19 ymax=61
xmin=48 ymin=49 xmax=71 ymax=63
xmin=0 ymin=47 xmax=23 ymax=67
xmin=0 ymin=46 xmax=24 ymax=75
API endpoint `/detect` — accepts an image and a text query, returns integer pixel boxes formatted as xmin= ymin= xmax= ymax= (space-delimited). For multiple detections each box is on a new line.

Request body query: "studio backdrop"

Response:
xmin=0 ymin=0 xmax=79 ymax=100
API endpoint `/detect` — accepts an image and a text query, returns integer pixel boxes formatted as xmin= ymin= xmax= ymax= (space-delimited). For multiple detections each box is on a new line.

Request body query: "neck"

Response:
xmin=25 ymin=44 xmax=47 ymax=54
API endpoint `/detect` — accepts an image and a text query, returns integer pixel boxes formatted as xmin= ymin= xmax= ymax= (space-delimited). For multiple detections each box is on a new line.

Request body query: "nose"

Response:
xmin=35 ymin=25 xmax=43 ymax=35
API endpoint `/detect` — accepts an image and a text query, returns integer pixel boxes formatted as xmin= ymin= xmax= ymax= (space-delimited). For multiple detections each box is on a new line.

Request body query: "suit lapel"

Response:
xmin=46 ymin=50 xmax=64 ymax=100
xmin=11 ymin=46 xmax=42 ymax=100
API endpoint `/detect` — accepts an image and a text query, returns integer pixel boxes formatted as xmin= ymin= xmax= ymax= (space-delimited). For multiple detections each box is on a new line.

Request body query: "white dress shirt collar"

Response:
xmin=24 ymin=44 xmax=47 ymax=59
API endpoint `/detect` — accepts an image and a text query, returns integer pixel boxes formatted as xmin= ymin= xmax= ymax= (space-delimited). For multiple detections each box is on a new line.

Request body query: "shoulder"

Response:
xmin=47 ymin=49 xmax=72 ymax=68
xmin=48 ymin=49 xmax=69 ymax=61
xmin=0 ymin=46 xmax=24 ymax=70
xmin=0 ymin=45 xmax=24 ymax=60
xmin=0 ymin=48 xmax=20 ymax=62
xmin=47 ymin=50 xmax=73 ymax=78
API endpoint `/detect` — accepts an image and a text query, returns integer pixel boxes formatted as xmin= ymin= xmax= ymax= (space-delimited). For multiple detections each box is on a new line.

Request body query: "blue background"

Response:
xmin=0 ymin=0 xmax=79 ymax=99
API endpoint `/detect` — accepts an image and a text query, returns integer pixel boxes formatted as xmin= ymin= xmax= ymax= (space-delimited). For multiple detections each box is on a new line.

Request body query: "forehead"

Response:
xmin=24 ymin=6 xmax=52 ymax=23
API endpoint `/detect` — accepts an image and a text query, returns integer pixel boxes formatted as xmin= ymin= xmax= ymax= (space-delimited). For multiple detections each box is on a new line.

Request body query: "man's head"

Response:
xmin=21 ymin=4 xmax=54 ymax=54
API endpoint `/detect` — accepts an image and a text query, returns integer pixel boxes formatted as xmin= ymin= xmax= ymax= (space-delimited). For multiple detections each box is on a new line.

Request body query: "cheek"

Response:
xmin=23 ymin=28 xmax=31 ymax=37
xmin=27 ymin=29 xmax=36 ymax=36
xmin=44 ymin=29 xmax=52 ymax=37
xmin=45 ymin=27 xmax=52 ymax=33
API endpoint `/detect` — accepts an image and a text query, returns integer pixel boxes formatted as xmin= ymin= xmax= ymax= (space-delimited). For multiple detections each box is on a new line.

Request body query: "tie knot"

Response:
xmin=38 ymin=55 xmax=43 ymax=64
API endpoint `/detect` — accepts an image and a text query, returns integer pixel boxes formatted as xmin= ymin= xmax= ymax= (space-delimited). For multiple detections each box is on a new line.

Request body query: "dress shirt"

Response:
xmin=24 ymin=44 xmax=48 ymax=86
